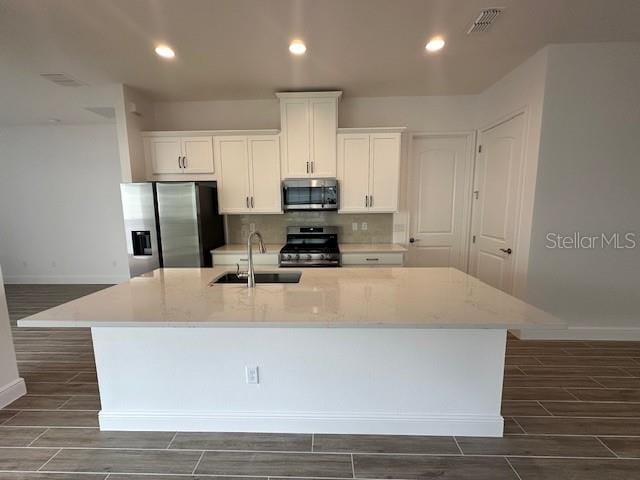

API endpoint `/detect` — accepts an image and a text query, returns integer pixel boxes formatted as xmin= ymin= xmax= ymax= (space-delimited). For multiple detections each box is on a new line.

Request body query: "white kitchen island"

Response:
xmin=19 ymin=267 xmax=562 ymax=437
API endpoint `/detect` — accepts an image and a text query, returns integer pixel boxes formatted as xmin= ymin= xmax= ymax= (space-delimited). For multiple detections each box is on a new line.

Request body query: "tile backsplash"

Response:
xmin=227 ymin=213 xmax=393 ymax=244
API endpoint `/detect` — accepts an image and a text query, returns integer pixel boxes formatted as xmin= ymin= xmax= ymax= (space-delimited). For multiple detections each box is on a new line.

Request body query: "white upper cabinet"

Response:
xmin=180 ymin=137 xmax=214 ymax=173
xmin=247 ymin=136 xmax=282 ymax=213
xmin=338 ymin=134 xmax=370 ymax=211
xmin=215 ymin=136 xmax=251 ymax=214
xmin=369 ymin=134 xmax=401 ymax=212
xmin=214 ymin=135 xmax=281 ymax=214
xmin=149 ymin=137 xmax=183 ymax=174
xmin=277 ymin=92 xmax=342 ymax=178
xmin=309 ymin=98 xmax=338 ymax=177
xmin=148 ymin=135 xmax=214 ymax=175
xmin=337 ymin=130 xmax=402 ymax=213
xmin=280 ymin=100 xmax=309 ymax=177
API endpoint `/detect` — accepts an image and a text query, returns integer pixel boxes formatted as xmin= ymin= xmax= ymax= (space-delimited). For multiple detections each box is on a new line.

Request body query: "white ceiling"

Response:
xmin=1 ymin=0 xmax=639 ymax=125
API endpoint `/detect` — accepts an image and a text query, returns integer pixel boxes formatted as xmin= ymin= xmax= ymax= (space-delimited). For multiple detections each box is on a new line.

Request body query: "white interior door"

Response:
xmin=248 ymin=136 xmax=282 ymax=213
xmin=469 ymin=113 xmax=525 ymax=293
xmin=407 ymin=134 xmax=473 ymax=269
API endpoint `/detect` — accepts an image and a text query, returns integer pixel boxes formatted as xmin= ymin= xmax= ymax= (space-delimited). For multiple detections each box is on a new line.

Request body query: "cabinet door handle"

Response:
xmin=365 ymin=195 xmax=369 ymax=207
xmin=250 ymin=196 xmax=254 ymax=208
xmin=183 ymin=156 xmax=187 ymax=168
xmin=311 ymin=161 xmax=314 ymax=173
xmin=246 ymin=196 xmax=249 ymax=208
xmin=178 ymin=156 xmax=182 ymax=168
xmin=365 ymin=258 xmax=379 ymax=262
xmin=306 ymin=161 xmax=309 ymax=174
xmin=369 ymin=195 xmax=373 ymax=207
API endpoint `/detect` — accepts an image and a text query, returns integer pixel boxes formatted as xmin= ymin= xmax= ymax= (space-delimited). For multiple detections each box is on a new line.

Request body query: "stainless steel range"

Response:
xmin=279 ymin=226 xmax=340 ymax=267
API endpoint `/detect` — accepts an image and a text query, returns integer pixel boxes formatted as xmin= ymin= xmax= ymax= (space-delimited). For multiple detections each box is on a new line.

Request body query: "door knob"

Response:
xmin=409 ymin=237 xmax=420 ymax=243
xmin=500 ymin=248 xmax=513 ymax=255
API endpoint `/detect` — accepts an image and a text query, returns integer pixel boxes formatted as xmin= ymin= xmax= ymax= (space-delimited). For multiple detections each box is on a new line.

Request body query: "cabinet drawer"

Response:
xmin=341 ymin=253 xmax=404 ymax=266
xmin=212 ymin=253 xmax=279 ymax=266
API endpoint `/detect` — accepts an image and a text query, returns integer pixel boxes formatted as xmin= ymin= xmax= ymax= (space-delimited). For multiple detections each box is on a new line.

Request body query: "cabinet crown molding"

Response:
xmin=142 ymin=129 xmax=280 ymax=137
xmin=338 ymin=127 xmax=406 ymax=134
xmin=275 ymin=91 xmax=343 ymax=100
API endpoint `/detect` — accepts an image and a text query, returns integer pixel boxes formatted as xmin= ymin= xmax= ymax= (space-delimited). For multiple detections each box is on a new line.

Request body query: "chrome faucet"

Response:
xmin=237 ymin=231 xmax=266 ymax=287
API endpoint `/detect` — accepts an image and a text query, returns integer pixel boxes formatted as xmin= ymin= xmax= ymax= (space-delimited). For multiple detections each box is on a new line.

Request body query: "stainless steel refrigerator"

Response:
xmin=120 ymin=182 xmax=225 ymax=277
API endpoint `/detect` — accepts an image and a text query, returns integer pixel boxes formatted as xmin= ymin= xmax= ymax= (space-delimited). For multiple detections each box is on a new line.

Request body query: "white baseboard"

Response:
xmin=99 ymin=411 xmax=503 ymax=437
xmin=515 ymin=327 xmax=640 ymax=341
xmin=4 ymin=274 xmax=128 ymax=285
xmin=0 ymin=378 xmax=26 ymax=409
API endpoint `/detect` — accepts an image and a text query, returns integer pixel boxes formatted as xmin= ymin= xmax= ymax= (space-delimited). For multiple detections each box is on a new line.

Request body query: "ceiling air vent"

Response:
xmin=466 ymin=8 xmax=504 ymax=34
xmin=40 ymin=73 xmax=86 ymax=87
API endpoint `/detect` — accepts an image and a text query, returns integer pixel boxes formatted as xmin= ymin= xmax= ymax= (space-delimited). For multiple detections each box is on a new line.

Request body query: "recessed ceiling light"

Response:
xmin=289 ymin=40 xmax=307 ymax=55
xmin=425 ymin=37 xmax=445 ymax=52
xmin=155 ymin=45 xmax=175 ymax=59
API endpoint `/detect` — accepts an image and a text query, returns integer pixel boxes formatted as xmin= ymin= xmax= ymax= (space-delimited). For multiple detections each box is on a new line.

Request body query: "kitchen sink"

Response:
xmin=210 ymin=271 xmax=302 ymax=285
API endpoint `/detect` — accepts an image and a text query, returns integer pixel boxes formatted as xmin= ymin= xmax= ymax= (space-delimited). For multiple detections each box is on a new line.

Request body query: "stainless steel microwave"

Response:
xmin=282 ymin=178 xmax=339 ymax=211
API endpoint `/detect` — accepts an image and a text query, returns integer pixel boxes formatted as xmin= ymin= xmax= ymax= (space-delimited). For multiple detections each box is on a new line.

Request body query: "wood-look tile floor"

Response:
xmin=2 ymin=285 xmax=640 ymax=478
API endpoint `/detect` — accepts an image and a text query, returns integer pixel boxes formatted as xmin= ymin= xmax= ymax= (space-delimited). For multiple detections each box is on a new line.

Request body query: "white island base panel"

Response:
xmin=93 ymin=327 xmax=507 ymax=437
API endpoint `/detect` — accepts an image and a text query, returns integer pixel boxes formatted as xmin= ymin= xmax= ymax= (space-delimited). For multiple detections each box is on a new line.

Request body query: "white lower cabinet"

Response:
xmin=212 ymin=253 xmax=279 ymax=267
xmin=337 ymin=132 xmax=401 ymax=213
xmin=148 ymin=136 xmax=214 ymax=175
xmin=213 ymin=252 xmax=403 ymax=267
xmin=214 ymin=135 xmax=282 ymax=214
xmin=341 ymin=252 xmax=404 ymax=267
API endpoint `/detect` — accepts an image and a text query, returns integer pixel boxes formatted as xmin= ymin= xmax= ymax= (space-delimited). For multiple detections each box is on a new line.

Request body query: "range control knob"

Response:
xmin=294 ymin=254 xmax=300 ymax=260
xmin=319 ymin=254 xmax=325 ymax=260
xmin=305 ymin=254 xmax=312 ymax=260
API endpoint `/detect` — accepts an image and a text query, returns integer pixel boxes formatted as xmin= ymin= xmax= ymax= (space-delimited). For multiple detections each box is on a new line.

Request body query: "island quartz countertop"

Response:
xmin=18 ymin=267 xmax=564 ymax=330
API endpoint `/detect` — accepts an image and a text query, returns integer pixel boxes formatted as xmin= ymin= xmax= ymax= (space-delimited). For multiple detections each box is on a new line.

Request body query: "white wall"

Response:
xmin=474 ymin=47 xmax=549 ymax=300
xmin=522 ymin=43 xmax=640 ymax=339
xmin=115 ymin=85 xmax=156 ymax=182
xmin=0 ymin=265 xmax=25 ymax=407
xmin=0 ymin=124 xmax=129 ymax=283
xmin=153 ymin=94 xmax=478 ymax=132
xmin=154 ymin=98 xmax=280 ymax=131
